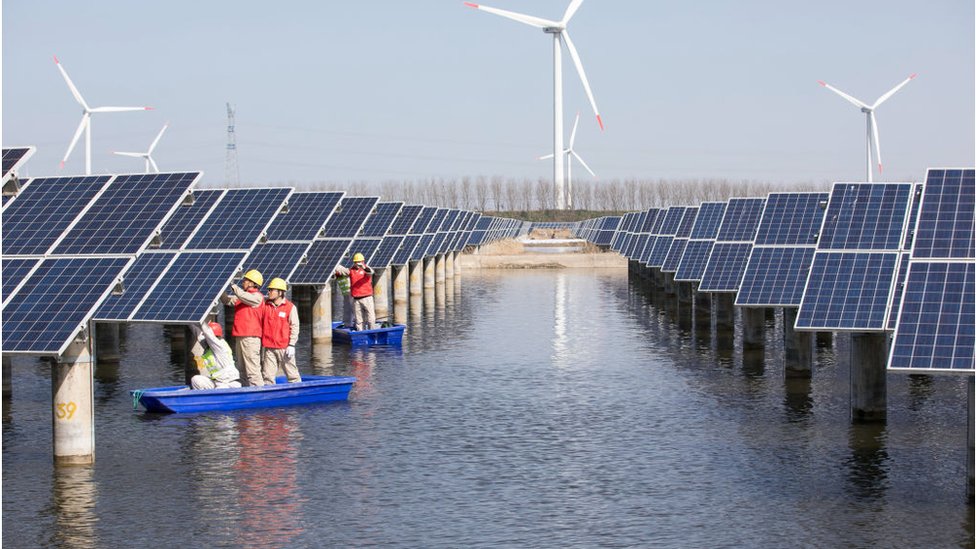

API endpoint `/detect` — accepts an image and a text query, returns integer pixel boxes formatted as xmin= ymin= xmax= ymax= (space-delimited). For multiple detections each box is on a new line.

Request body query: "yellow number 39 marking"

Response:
xmin=55 ymin=402 xmax=77 ymax=420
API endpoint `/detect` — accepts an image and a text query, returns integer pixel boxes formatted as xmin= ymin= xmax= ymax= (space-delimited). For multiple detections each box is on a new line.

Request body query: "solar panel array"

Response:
xmin=675 ymin=202 xmax=726 ymax=282
xmin=699 ymin=198 xmax=765 ymax=292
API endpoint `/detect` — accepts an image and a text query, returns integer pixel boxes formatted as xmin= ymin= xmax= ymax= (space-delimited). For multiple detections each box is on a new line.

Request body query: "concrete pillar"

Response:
xmin=312 ymin=284 xmax=332 ymax=343
xmin=392 ymin=265 xmax=408 ymax=325
xmin=817 ymin=331 xmax=833 ymax=347
xmin=850 ymin=332 xmax=888 ymax=422
xmin=435 ymin=254 xmax=446 ymax=286
xmin=53 ymin=339 xmax=95 ymax=465
xmin=677 ymin=281 xmax=693 ymax=306
xmin=94 ymin=322 xmax=120 ymax=363
xmin=409 ymin=260 xmax=423 ymax=297
xmin=423 ymin=257 xmax=435 ymax=290
xmin=742 ymin=306 xmax=765 ymax=350
xmin=714 ymin=293 xmax=735 ymax=332
xmin=3 ymin=355 xmax=11 ymax=399
xmin=694 ymin=287 xmax=711 ymax=332
xmin=783 ymin=308 xmax=813 ymax=378
xmin=968 ymin=376 xmax=974 ymax=502
xmin=445 ymin=252 xmax=455 ymax=279
xmin=410 ymin=294 xmax=423 ymax=321
xmin=373 ymin=269 xmax=390 ymax=322
xmin=452 ymin=251 xmax=461 ymax=276
xmin=182 ymin=327 xmax=195 ymax=385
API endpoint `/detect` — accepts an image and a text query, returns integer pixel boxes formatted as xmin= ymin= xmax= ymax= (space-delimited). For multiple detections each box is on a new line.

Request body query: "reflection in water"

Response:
xmin=783 ymin=376 xmax=813 ymax=423
xmin=845 ymin=423 xmax=890 ymax=500
xmin=235 ymin=413 xmax=305 ymax=548
xmin=552 ymin=273 xmax=568 ymax=361
xmin=50 ymin=466 xmax=98 ymax=548
xmin=907 ymin=375 xmax=934 ymax=411
xmin=348 ymin=349 xmax=378 ymax=399
xmin=742 ymin=347 xmax=765 ymax=378
xmin=311 ymin=343 xmax=338 ymax=376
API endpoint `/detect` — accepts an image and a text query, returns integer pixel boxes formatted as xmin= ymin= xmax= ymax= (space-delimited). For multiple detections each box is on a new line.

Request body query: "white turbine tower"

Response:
xmin=818 ymin=74 xmax=916 ymax=182
xmin=466 ymin=0 xmax=602 ymax=210
xmin=113 ymin=123 xmax=168 ymax=173
xmin=54 ymin=56 xmax=153 ymax=175
xmin=539 ymin=112 xmax=596 ymax=209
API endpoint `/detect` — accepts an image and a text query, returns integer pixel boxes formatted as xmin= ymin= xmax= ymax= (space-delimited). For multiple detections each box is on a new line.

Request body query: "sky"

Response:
xmin=2 ymin=1 xmax=973 ymax=189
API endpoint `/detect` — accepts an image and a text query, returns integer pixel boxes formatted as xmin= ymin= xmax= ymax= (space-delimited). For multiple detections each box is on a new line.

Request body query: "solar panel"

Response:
xmin=698 ymin=243 xmax=753 ymax=292
xmin=912 ymin=169 xmax=975 ymax=259
xmin=689 ymin=202 xmax=727 ymax=239
xmin=130 ymin=252 xmax=246 ymax=323
xmin=2 ymin=175 xmax=112 ymax=256
xmin=736 ymin=247 xmax=816 ymax=307
xmin=242 ymin=242 xmax=311 ymax=289
xmin=157 ymin=189 xmax=223 ymax=250
xmin=410 ymin=207 xmax=439 ymax=235
xmin=2 ymin=258 xmax=40 ymax=305
xmin=94 ymin=252 xmax=178 ymax=321
xmin=393 ymin=235 xmax=422 ymax=265
xmin=795 ymin=252 xmax=900 ymax=330
xmin=2 ymin=147 xmax=35 ymax=182
xmin=657 ymin=207 xmax=687 ymax=236
xmin=389 ymin=205 xmax=424 ymax=235
xmin=411 ymin=234 xmax=435 ymax=261
xmin=185 ymin=188 xmax=292 ymax=251
xmin=674 ymin=207 xmax=699 ymax=238
xmin=359 ymin=202 xmax=403 ymax=237
xmin=888 ymin=261 xmax=975 ymax=372
xmin=753 ymin=192 xmax=829 ymax=246
xmin=348 ymin=238 xmax=383 ymax=266
xmin=818 ymin=183 xmax=913 ymax=250
xmin=321 ymin=197 xmax=379 ymax=238
xmin=426 ymin=209 xmax=449 ymax=234
xmin=265 ymin=191 xmax=343 ymax=242
xmin=638 ymin=236 xmax=658 ymax=264
xmin=716 ymin=198 xmax=765 ymax=242
xmin=289 ymin=239 xmax=354 ymax=285
xmin=661 ymin=239 xmax=688 ymax=273
xmin=2 ymin=257 xmax=131 ymax=354
xmin=370 ymin=236 xmax=405 ymax=268
xmin=53 ymin=173 xmax=199 ymax=255
xmin=647 ymin=236 xmax=673 ymax=267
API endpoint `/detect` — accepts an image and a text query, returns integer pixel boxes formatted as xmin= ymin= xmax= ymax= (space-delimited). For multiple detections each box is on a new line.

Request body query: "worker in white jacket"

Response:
xmin=190 ymin=321 xmax=243 ymax=390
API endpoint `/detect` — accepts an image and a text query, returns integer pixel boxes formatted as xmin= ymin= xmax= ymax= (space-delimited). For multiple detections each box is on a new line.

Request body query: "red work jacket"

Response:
xmin=349 ymin=267 xmax=373 ymax=298
xmin=232 ymin=287 xmax=264 ymax=337
xmin=262 ymin=299 xmax=294 ymax=349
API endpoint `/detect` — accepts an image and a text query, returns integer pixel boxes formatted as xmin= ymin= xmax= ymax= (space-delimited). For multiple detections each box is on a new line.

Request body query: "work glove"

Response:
xmin=286 ymin=345 xmax=296 ymax=358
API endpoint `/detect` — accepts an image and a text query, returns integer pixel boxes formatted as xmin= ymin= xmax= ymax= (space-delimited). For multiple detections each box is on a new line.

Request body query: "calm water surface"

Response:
xmin=3 ymin=269 xmax=974 ymax=547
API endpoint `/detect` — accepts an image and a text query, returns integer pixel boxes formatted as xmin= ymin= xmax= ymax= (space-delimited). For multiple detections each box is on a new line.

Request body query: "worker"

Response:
xmin=334 ymin=252 xmax=377 ymax=331
xmin=335 ymin=266 xmax=355 ymax=329
xmin=220 ymin=269 xmax=265 ymax=386
xmin=261 ymin=278 xmax=301 ymax=384
xmin=189 ymin=321 xmax=242 ymax=390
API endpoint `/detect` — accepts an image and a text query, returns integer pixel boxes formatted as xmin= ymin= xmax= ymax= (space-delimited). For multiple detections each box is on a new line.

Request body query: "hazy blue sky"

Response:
xmin=3 ymin=1 xmax=973 ymax=188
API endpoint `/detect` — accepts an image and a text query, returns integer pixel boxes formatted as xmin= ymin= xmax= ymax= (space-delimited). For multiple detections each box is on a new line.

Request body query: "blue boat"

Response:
xmin=130 ymin=375 xmax=357 ymax=413
xmin=332 ymin=321 xmax=405 ymax=346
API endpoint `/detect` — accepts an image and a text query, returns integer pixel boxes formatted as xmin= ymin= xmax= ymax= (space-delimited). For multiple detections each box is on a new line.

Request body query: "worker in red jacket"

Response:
xmin=334 ymin=252 xmax=377 ymax=331
xmin=261 ymin=278 xmax=301 ymax=384
xmin=220 ymin=269 xmax=265 ymax=386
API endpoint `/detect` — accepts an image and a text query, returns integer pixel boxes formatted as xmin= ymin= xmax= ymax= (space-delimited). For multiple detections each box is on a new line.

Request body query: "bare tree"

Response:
xmin=519 ymin=178 xmax=534 ymax=211
xmin=445 ymin=178 xmax=460 ymax=208
xmin=504 ymin=179 xmax=519 ymax=212
xmin=460 ymin=176 xmax=472 ymax=209
xmin=535 ymin=177 xmax=554 ymax=211
xmin=489 ymin=176 xmax=504 ymax=211
xmin=475 ymin=176 xmax=489 ymax=211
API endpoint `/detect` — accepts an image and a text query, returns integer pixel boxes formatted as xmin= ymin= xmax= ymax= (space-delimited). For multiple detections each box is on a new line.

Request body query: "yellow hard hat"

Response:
xmin=267 ymin=278 xmax=288 ymax=291
xmin=352 ymin=253 xmax=365 ymax=263
xmin=243 ymin=269 xmax=264 ymax=286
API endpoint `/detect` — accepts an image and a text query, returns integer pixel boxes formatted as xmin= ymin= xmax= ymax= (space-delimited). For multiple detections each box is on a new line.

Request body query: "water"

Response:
xmin=3 ymin=269 xmax=973 ymax=548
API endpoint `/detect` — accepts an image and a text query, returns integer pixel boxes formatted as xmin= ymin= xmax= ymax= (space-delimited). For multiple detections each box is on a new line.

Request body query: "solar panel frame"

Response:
xmin=289 ymin=239 xmax=354 ymax=285
xmin=320 ymin=196 xmax=379 ymax=238
xmin=265 ymin=191 xmax=344 ymax=242
xmin=735 ymin=247 xmax=816 ymax=307
xmin=817 ymin=182 xmax=914 ymax=251
xmin=698 ymin=243 xmax=753 ymax=292
xmin=2 ymin=146 xmax=35 ymax=183
xmin=911 ymin=169 xmax=975 ymax=259
xmin=185 ymin=187 xmax=292 ymax=251
xmin=794 ymin=251 xmax=901 ymax=331
xmin=129 ymin=251 xmax=247 ymax=323
xmin=93 ymin=252 xmax=179 ymax=321
xmin=887 ymin=252 xmax=912 ymax=330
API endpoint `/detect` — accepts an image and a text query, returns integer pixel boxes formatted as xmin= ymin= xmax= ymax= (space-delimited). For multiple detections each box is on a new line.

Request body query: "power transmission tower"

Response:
xmin=224 ymin=102 xmax=240 ymax=186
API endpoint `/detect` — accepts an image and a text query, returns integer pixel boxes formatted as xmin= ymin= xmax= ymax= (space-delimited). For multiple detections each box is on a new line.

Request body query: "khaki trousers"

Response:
xmin=353 ymin=295 xmax=377 ymax=330
xmin=262 ymin=347 xmax=301 ymax=384
xmin=235 ymin=336 xmax=264 ymax=386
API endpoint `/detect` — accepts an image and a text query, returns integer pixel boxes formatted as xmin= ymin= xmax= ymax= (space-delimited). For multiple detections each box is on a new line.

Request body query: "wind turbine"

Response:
xmin=465 ymin=0 xmax=602 ymax=210
xmin=113 ymin=123 xmax=168 ymax=173
xmin=539 ymin=112 xmax=596 ymax=209
xmin=818 ymin=74 xmax=916 ymax=182
xmin=54 ymin=56 xmax=153 ymax=175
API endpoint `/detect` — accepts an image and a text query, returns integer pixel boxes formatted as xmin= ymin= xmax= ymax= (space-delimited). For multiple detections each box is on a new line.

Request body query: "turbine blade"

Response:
xmin=539 ymin=153 xmax=555 ymax=160
xmin=870 ymin=113 xmax=883 ymax=174
xmin=149 ymin=157 xmax=160 ymax=173
xmin=62 ymin=115 xmax=89 ymax=165
xmin=148 ymin=123 xmax=169 ymax=152
xmin=113 ymin=151 xmax=145 ymax=158
xmin=571 ymin=151 xmax=596 ymax=177
xmin=91 ymin=106 xmax=153 ymax=113
xmin=464 ymin=2 xmax=558 ymax=29
xmin=561 ymin=0 xmax=585 ymax=25
xmin=569 ymin=112 xmax=581 ymax=147
xmin=818 ymin=80 xmax=868 ymax=109
xmin=562 ymin=31 xmax=602 ymax=130
xmin=872 ymin=73 xmax=917 ymax=109
xmin=54 ymin=56 xmax=90 ymax=111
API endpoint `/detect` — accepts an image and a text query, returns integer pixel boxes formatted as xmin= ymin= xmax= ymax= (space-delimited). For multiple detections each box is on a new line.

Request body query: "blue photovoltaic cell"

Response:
xmin=3 ymin=257 xmax=130 ymax=353
xmin=657 ymin=207 xmax=687 ymax=235
xmin=889 ymin=262 xmax=975 ymax=371
xmin=389 ymin=205 xmax=424 ymax=235
xmin=289 ymin=239 xmax=353 ymax=285
xmin=411 ymin=234 xmax=435 ymax=261
xmin=912 ymin=169 xmax=975 ymax=259
xmin=2 ymin=258 xmax=40 ymax=303
xmin=631 ymin=235 xmax=650 ymax=261
xmin=359 ymin=202 xmax=403 ymax=237
xmin=157 ymin=190 xmax=223 ymax=250
xmin=440 ymin=210 xmax=461 ymax=233
xmin=753 ymin=193 xmax=829 ymax=246
xmin=54 ymin=173 xmax=199 ymax=255
xmin=819 ymin=183 xmax=912 ymax=250
xmin=348 ymin=238 xmax=382 ymax=266
xmin=426 ymin=234 xmax=448 ymax=257
xmin=393 ymin=235 xmax=422 ymax=265
xmin=467 ymin=231 xmax=487 ymax=246
xmin=689 ymin=202 xmax=727 ymax=239
xmin=662 ymin=239 xmax=688 ymax=272
xmin=2 ymin=175 xmax=111 ymax=256
xmin=699 ymin=243 xmax=753 ymax=292
xmin=132 ymin=252 xmax=246 ymax=322
xmin=647 ymin=236 xmax=674 ymax=267
xmin=321 ymin=197 xmax=379 ymax=238
xmin=3 ymin=147 xmax=34 ymax=179
xmin=186 ymin=188 xmax=291 ymax=250
xmin=795 ymin=252 xmax=900 ymax=330
xmin=242 ymin=243 xmax=310 ymax=289
xmin=426 ymin=209 xmax=449 ymax=234
xmin=265 ymin=191 xmax=343 ymax=242
xmin=887 ymin=253 xmax=912 ymax=330
xmin=371 ymin=236 xmax=405 ymax=268
xmin=638 ymin=236 xmax=657 ymax=264
xmin=736 ymin=247 xmax=816 ymax=307
xmin=410 ymin=207 xmax=438 ymax=235
xmin=674 ymin=207 xmax=699 ymax=238
xmin=94 ymin=252 xmax=177 ymax=321
xmin=675 ymin=241 xmax=714 ymax=281
xmin=716 ymin=198 xmax=765 ymax=242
